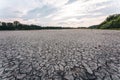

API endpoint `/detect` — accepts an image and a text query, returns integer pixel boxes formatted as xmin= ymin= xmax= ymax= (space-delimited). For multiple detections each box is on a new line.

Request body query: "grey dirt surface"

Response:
xmin=0 ymin=29 xmax=120 ymax=80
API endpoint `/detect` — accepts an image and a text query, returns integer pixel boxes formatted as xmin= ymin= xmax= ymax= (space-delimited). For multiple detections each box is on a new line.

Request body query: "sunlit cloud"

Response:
xmin=0 ymin=0 xmax=120 ymax=27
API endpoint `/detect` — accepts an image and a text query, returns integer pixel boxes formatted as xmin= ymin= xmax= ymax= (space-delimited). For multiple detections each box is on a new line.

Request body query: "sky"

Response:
xmin=0 ymin=0 xmax=120 ymax=27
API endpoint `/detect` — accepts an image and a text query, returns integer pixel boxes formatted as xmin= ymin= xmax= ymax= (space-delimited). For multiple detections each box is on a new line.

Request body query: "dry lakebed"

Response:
xmin=0 ymin=29 xmax=120 ymax=80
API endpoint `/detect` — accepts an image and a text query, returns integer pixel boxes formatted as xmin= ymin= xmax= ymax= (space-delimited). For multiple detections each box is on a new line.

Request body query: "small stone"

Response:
xmin=82 ymin=62 xmax=93 ymax=74
xmin=64 ymin=75 xmax=74 ymax=80
xmin=17 ymin=74 xmax=26 ymax=79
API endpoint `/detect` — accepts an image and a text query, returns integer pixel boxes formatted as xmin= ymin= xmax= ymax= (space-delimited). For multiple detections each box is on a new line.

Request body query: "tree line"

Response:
xmin=0 ymin=21 xmax=77 ymax=30
xmin=0 ymin=21 xmax=42 ymax=30
xmin=89 ymin=14 xmax=120 ymax=29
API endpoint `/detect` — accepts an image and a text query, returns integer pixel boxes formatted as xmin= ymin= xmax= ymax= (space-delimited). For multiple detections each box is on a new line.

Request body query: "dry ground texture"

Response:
xmin=0 ymin=29 xmax=120 ymax=80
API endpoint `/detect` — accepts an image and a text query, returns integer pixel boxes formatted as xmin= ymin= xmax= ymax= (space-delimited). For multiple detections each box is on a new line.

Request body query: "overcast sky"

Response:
xmin=0 ymin=0 xmax=120 ymax=27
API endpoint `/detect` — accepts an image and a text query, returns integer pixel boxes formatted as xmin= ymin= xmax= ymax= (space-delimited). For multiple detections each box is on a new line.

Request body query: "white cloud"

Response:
xmin=0 ymin=0 xmax=42 ymax=16
xmin=50 ymin=0 xmax=110 ymax=20
xmin=0 ymin=0 xmax=120 ymax=27
xmin=43 ymin=0 xmax=69 ymax=7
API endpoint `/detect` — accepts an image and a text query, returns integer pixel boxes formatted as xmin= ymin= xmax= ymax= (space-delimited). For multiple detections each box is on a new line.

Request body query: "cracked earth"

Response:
xmin=0 ymin=30 xmax=120 ymax=80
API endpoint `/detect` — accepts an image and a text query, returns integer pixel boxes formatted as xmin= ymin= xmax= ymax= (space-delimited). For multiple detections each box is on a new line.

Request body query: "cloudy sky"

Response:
xmin=0 ymin=0 xmax=120 ymax=27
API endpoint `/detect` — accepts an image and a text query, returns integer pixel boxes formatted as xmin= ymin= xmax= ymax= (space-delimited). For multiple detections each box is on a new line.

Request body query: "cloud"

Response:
xmin=0 ymin=0 xmax=120 ymax=27
xmin=66 ymin=0 xmax=77 ymax=4
xmin=43 ymin=0 xmax=69 ymax=7
xmin=23 ymin=5 xmax=57 ymax=20
xmin=50 ymin=0 xmax=110 ymax=20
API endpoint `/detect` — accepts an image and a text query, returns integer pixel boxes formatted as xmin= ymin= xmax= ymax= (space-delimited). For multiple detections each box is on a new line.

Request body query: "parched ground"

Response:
xmin=0 ymin=29 xmax=120 ymax=80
